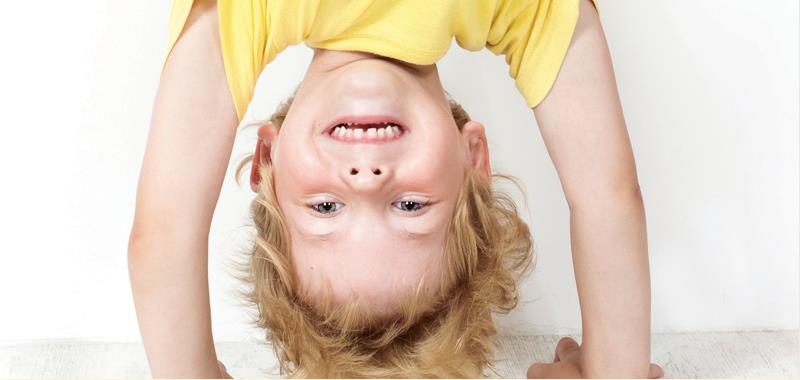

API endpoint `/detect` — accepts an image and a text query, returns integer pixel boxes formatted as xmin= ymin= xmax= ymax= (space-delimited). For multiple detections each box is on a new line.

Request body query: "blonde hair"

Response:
xmin=232 ymin=94 xmax=535 ymax=378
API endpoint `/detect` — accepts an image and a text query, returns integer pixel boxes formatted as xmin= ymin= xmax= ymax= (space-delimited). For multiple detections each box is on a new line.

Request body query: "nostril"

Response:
xmin=350 ymin=168 xmax=359 ymax=175
xmin=372 ymin=169 xmax=382 ymax=175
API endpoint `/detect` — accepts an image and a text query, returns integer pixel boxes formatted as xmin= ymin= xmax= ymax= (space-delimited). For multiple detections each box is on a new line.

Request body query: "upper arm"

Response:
xmin=532 ymin=0 xmax=641 ymax=210
xmin=132 ymin=0 xmax=238 ymax=237
xmin=128 ymin=0 xmax=237 ymax=377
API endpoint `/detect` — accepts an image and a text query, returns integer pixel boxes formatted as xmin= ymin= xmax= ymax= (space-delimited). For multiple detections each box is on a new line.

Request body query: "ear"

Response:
xmin=459 ymin=120 xmax=492 ymax=183
xmin=250 ymin=122 xmax=279 ymax=193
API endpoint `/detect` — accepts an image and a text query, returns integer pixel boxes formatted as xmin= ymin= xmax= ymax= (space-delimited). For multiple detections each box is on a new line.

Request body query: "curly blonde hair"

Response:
xmin=232 ymin=94 xmax=535 ymax=378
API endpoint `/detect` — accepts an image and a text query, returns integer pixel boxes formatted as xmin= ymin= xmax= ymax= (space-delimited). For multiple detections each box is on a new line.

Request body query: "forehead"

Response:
xmin=289 ymin=218 xmax=448 ymax=265
xmin=289 ymin=221 xmax=449 ymax=312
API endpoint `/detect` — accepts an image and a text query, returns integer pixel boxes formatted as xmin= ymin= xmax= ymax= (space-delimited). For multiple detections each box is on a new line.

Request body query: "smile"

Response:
xmin=324 ymin=116 xmax=407 ymax=143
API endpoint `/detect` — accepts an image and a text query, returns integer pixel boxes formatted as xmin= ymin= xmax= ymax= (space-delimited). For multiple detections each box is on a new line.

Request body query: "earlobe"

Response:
xmin=250 ymin=122 xmax=278 ymax=193
xmin=461 ymin=121 xmax=492 ymax=183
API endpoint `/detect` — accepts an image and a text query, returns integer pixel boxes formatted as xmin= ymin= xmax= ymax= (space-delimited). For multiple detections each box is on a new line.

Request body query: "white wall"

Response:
xmin=0 ymin=0 xmax=796 ymax=342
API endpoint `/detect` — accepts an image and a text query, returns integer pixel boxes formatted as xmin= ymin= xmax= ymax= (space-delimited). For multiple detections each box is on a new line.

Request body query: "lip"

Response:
xmin=323 ymin=114 xmax=408 ymax=144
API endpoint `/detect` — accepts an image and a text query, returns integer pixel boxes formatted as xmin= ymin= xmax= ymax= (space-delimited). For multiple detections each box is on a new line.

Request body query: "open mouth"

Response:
xmin=324 ymin=116 xmax=407 ymax=143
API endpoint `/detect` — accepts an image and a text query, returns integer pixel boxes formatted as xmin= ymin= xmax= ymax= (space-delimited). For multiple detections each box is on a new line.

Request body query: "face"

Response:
xmin=252 ymin=49 xmax=491 ymax=317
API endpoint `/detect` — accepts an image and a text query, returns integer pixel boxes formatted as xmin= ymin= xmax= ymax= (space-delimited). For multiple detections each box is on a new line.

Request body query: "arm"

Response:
xmin=530 ymin=0 xmax=653 ymax=377
xmin=127 ymin=0 xmax=238 ymax=377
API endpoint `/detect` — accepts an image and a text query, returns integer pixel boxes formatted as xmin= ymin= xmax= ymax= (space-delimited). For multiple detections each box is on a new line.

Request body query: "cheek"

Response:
xmin=277 ymin=154 xmax=319 ymax=178
xmin=404 ymin=114 xmax=465 ymax=186
xmin=273 ymin=148 xmax=327 ymax=196
xmin=403 ymin=143 xmax=464 ymax=190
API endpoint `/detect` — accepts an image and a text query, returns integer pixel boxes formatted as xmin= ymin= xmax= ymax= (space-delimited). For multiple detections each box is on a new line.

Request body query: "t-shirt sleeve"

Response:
xmin=161 ymin=0 xmax=273 ymax=122
xmin=485 ymin=0 xmax=599 ymax=108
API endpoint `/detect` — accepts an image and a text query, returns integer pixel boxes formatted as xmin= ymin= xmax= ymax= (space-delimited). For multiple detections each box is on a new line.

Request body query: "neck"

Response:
xmin=310 ymin=48 xmax=436 ymax=71
xmin=306 ymin=48 xmax=445 ymax=99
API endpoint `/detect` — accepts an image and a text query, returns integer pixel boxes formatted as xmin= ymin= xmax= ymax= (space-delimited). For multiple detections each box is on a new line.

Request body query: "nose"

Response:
xmin=342 ymin=164 xmax=392 ymax=193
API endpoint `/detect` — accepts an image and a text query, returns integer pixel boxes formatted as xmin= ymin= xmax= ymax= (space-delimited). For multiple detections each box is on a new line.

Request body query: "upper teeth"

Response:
xmin=331 ymin=122 xmax=403 ymax=141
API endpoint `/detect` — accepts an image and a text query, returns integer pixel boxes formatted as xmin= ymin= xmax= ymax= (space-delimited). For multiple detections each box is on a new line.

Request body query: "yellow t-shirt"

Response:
xmin=162 ymin=0 xmax=599 ymax=122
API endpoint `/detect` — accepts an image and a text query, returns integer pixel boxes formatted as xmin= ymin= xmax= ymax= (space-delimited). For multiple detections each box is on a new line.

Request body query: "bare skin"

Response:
xmin=528 ymin=337 xmax=664 ymax=378
xmin=246 ymin=47 xmax=496 ymax=317
xmin=127 ymin=0 xmax=661 ymax=377
xmin=128 ymin=0 xmax=235 ymax=377
xmin=527 ymin=0 xmax=659 ymax=377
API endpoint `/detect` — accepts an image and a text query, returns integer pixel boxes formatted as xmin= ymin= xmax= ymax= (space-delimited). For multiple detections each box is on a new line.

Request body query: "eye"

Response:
xmin=309 ymin=201 xmax=343 ymax=215
xmin=393 ymin=200 xmax=427 ymax=212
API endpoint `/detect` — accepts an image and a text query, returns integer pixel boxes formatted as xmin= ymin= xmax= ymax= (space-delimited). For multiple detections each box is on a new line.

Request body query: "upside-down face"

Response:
xmin=251 ymin=49 xmax=492 ymax=318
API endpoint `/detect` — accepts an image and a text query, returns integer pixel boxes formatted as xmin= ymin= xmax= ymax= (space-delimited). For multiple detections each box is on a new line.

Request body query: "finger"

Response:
xmin=554 ymin=337 xmax=579 ymax=362
xmin=527 ymin=361 xmax=582 ymax=379
xmin=551 ymin=338 xmax=562 ymax=362
xmin=553 ymin=345 xmax=559 ymax=363
xmin=527 ymin=362 xmax=546 ymax=378
xmin=648 ymin=363 xmax=664 ymax=379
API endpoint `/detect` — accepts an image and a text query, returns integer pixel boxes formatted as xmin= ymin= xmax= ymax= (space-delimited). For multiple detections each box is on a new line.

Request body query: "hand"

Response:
xmin=217 ymin=360 xmax=233 ymax=379
xmin=526 ymin=337 xmax=664 ymax=379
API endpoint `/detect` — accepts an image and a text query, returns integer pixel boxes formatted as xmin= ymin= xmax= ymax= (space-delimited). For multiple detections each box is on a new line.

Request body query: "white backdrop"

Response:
xmin=0 ymin=1 xmax=796 ymax=342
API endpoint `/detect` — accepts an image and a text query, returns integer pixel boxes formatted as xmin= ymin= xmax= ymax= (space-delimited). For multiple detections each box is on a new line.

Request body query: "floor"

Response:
xmin=1 ymin=330 xmax=797 ymax=378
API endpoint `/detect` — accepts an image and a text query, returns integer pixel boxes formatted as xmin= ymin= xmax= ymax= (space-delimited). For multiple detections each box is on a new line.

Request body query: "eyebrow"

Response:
xmin=400 ymin=229 xmax=437 ymax=241
xmin=294 ymin=225 xmax=437 ymax=242
xmin=294 ymin=227 xmax=338 ymax=242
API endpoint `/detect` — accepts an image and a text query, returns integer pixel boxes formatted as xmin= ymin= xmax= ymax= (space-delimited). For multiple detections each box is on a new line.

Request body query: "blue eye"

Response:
xmin=393 ymin=200 xmax=427 ymax=212
xmin=310 ymin=201 xmax=343 ymax=214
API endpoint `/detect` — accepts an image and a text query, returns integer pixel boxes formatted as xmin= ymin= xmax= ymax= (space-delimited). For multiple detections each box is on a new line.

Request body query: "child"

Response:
xmin=128 ymin=0 xmax=663 ymax=378
xmin=233 ymin=81 xmax=534 ymax=377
